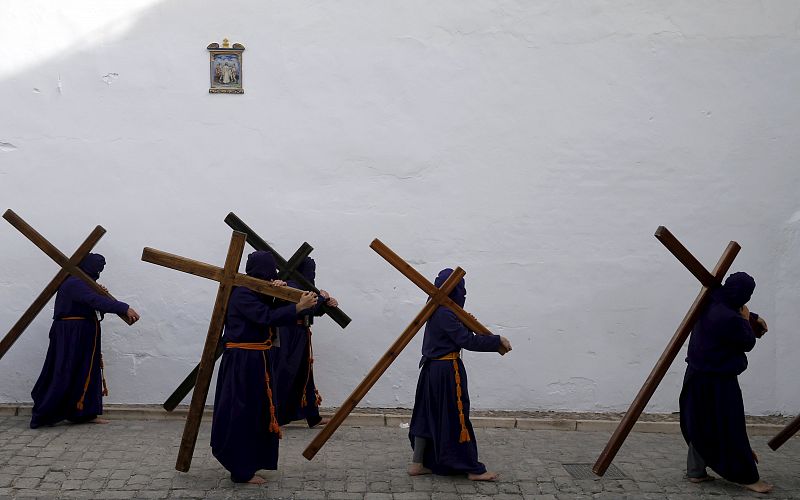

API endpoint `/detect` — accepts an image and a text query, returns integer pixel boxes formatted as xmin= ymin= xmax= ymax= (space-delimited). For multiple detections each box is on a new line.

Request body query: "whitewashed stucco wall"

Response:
xmin=0 ymin=1 xmax=799 ymax=414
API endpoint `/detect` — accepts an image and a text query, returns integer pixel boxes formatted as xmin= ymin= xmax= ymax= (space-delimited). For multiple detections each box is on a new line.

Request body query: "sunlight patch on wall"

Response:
xmin=0 ymin=0 xmax=162 ymax=80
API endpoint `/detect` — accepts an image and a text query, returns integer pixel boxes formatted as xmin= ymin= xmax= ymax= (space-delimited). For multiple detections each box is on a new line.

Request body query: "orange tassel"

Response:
xmin=300 ymin=327 xmax=322 ymax=409
xmin=263 ymin=352 xmax=282 ymax=438
xmin=452 ymin=359 xmax=471 ymax=443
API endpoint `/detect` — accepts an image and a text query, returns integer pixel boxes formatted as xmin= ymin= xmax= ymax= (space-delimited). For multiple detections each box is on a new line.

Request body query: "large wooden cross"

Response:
xmin=592 ymin=226 xmax=740 ymax=475
xmin=768 ymin=414 xmax=800 ymax=451
xmin=302 ymin=239 xmax=498 ymax=460
xmin=0 ymin=209 xmax=133 ymax=361
xmin=141 ymin=230 xmax=308 ymax=472
xmin=160 ymin=212 xmax=353 ymax=411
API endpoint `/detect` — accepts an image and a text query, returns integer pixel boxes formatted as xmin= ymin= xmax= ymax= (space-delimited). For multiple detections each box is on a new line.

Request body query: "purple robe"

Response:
xmin=680 ymin=272 xmax=761 ymax=484
xmin=270 ymin=257 xmax=328 ymax=427
xmin=210 ymin=251 xmax=297 ymax=483
xmin=409 ymin=269 xmax=501 ymax=476
xmin=30 ymin=254 xmax=129 ymax=428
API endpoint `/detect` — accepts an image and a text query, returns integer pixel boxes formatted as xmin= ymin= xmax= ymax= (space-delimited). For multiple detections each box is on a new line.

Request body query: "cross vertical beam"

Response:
xmin=174 ymin=231 xmax=246 ymax=471
xmin=592 ymin=227 xmax=740 ymax=476
xmin=768 ymin=414 xmax=800 ymax=451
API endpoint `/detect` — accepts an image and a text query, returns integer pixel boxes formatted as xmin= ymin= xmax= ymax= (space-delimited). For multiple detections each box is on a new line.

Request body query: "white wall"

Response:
xmin=1 ymin=1 xmax=799 ymax=414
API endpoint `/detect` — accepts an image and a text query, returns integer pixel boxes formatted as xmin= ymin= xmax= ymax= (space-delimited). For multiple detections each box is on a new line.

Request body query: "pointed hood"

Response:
xmin=245 ymin=251 xmax=278 ymax=281
xmin=719 ymin=271 xmax=756 ymax=308
xmin=79 ymin=253 xmax=105 ymax=281
xmin=434 ymin=268 xmax=466 ymax=308
xmin=297 ymin=256 xmax=316 ymax=284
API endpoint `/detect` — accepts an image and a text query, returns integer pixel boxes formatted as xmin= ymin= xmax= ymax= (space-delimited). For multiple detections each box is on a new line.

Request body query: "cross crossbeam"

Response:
xmin=302 ymin=238 xmax=497 ymax=460
xmin=592 ymin=226 xmax=740 ymax=476
xmin=0 ymin=209 xmax=132 ymax=361
xmin=141 ymin=230 xmax=306 ymax=472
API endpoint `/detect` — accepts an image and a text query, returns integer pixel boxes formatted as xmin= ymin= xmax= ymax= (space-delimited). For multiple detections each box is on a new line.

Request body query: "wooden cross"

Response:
xmin=0 ymin=209 xmax=133 ymax=361
xmin=768 ymin=414 xmax=800 ymax=451
xmin=141 ymin=230 xmax=308 ymax=472
xmin=592 ymin=226 xmax=740 ymax=475
xmin=160 ymin=212 xmax=353 ymax=411
xmin=302 ymin=239 xmax=498 ymax=460
xmin=224 ymin=212 xmax=352 ymax=327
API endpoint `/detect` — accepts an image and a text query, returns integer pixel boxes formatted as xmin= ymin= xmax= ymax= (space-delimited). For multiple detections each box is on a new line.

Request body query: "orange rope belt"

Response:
xmin=60 ymin=317 xmax=108 ymax=410
xmin=300 ymin=327 xmax=322 ymax=408
xmin=225 ymin=338 xmax=282 ymax=437
xmin=435 ymin=352 xmax=470 ymax=443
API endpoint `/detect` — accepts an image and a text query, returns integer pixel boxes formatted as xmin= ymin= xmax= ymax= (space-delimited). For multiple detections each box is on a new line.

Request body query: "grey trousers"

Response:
xmin=687 ymin=443 xmax=708 ymax=478
xmin=412 ymin=436 xmax=427 ymax=463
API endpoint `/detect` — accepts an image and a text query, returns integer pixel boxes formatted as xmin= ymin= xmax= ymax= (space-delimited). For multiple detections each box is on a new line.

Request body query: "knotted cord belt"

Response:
xmin=435 ymin=351 xmax=470 ymax=443
xmin=299 ymin=324 xmax=322 ymax=409
xmin=225 ymin=335 xmax=282 ymax=437
xmin=59 ymin=316 xmax=108 ymax=411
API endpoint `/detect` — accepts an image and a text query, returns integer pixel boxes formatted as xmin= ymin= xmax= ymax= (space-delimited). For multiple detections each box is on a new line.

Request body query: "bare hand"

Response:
xmin=740 ymin=305 xmax=750 ymax=320
xmin=296 ymin=291 xmax=317 ymax=312
xmin=271 ymin=280 xmax=287 ymax=287
xmin=756 ymin=317 xmax=768 ymax=334
xmin=498 ymin=336 xmax=512 ymax=355
xmin=319 ymin=289 xmax=330 ymax=299
xmin=126 ymin=307 xmax=140 ymax=324
xmin=326 ymin=297 xmax=339 ymax=308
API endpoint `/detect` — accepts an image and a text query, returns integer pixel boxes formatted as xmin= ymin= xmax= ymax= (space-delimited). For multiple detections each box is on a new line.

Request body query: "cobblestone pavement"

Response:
xmin=0 ymin=415 xmax=798 ymax=499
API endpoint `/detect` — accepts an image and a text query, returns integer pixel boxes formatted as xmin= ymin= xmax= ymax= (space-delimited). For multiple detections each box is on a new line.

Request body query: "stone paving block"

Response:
xmin=364 ymin=494 xmax=393 ymax=500
xmin=293 ymin=491 xmax=326 ymax=499
xmin=472 ymin=416 xmax=516 ymax=429
xmin=12 ymin=476 xmax=41 ymax=488
xmin=515 ymin=419 xmax=575 ymax=431
xmin=344 ymin=413 xmax=386 ymax=426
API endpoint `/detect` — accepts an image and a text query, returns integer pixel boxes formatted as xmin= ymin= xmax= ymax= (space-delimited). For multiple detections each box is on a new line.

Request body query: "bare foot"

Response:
xmin=468 ymin=471 xmax=498 ymax=481
xmin=246 ymin=475 xmax=267 ymax=485
xmin=743 ymin=480 xmax=773 ymax=493
xmin=89 ymin=418 xmax=110 ymax=424
xmin=688 ymin=475 xmax=715 ymax=483
xmin=407 ymin=463 xmax=432 ymax=476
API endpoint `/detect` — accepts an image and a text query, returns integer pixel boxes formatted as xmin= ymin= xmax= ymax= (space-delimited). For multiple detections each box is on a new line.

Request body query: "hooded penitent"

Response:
xmin=409 ymin=268 xmax=501 ymax=476
xmin=211 ymin=250 xmax=299 ymax=482
xmin=270 ymin=255 xmax=326 ymax=428
xmin=680 ymin=271 xmax=761 ymax=485
xmin=30 ymin=253 xmax=129 ymax=428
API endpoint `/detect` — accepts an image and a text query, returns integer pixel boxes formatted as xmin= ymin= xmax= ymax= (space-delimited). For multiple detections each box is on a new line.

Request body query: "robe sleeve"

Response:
xmin=726 ymin=314 xmax=757 ymax=352
xmin=440 ymin=309 xmax=501 ymax=352
xmin=234 ymin=290 xmax=297 ymax=327
xmin=66 ymin=279 xmax=129 ymax=316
